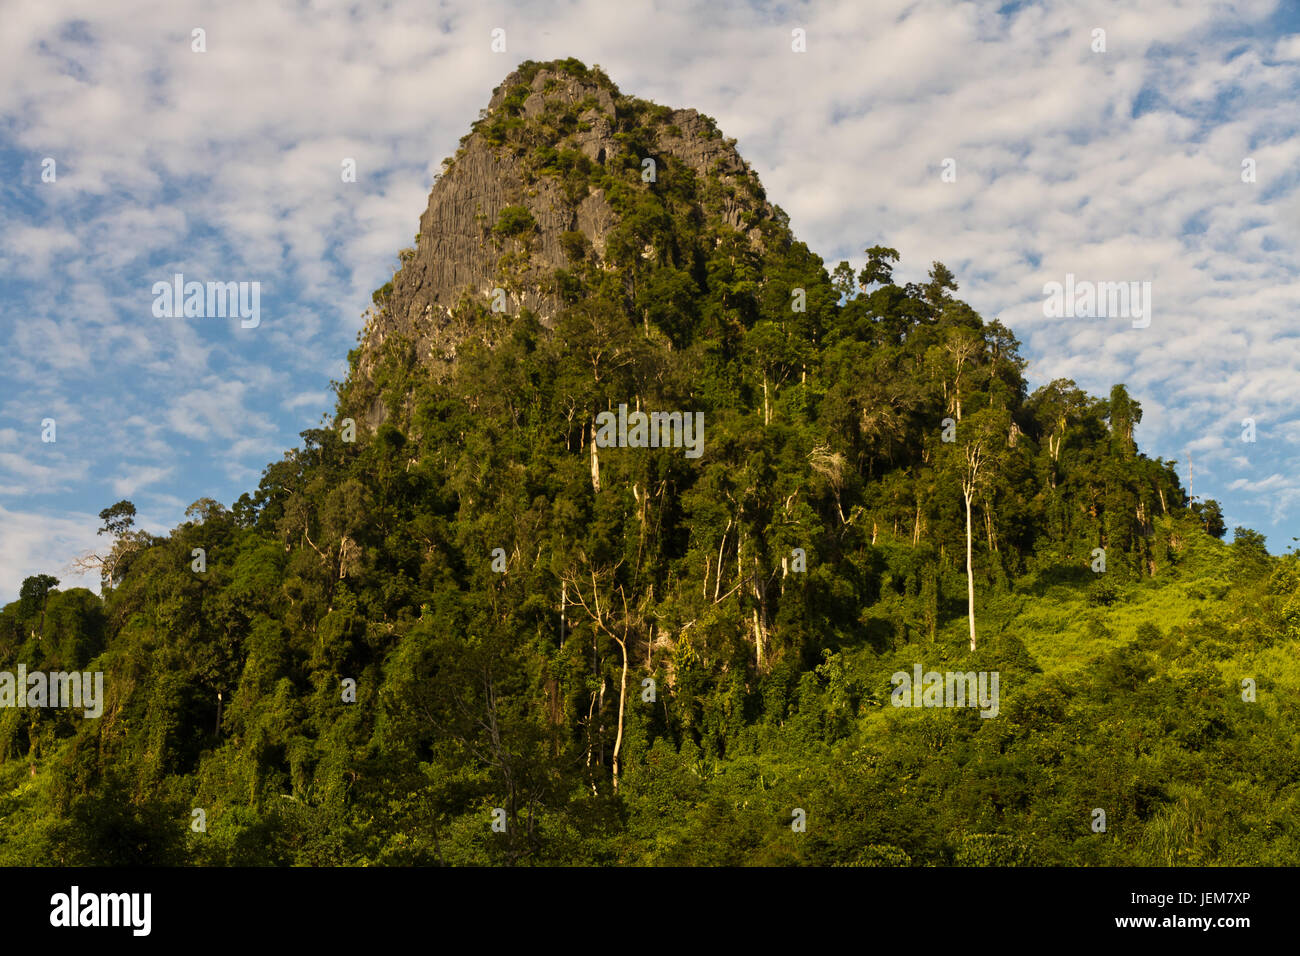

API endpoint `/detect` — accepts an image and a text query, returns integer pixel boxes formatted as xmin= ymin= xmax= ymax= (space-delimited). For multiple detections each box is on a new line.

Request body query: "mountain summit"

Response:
xmin=342 ymin=58 xmax=781 ymax=429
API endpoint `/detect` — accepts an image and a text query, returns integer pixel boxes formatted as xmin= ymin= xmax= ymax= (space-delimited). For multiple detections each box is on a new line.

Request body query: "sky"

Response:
xmin=1 ymin=0 xmax=1298 ymax=602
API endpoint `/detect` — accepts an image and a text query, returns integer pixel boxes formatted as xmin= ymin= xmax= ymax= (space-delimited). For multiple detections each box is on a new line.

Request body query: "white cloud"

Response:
xmin=284 ymin=390 xmax=330 ymax=412
xmin=111 ymin=463 xmax=174 ymax=496
xmin=0 ymin=505 xmax=103 ymax=604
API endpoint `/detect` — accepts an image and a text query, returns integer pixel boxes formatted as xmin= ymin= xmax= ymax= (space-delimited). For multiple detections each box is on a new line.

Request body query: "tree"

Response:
xmin=1027 ymin=379 xmax=1088 ymax=465
xmin=744 ymin=320 xmax=799 ymax=426
xmin=1192 ymin=499 xmax=1226 ymax=539
xmin=923 ymin=261 xmax=958 ymax=315
xmin=493 ymin=205 xmax=538 ymax=239
xmin=831 ymin=261 xmax=857 ymax=301
xmin=858 ymin=245 xmax=900 ymax=290
xmin=98 ymin=500 xmax=137 ymax=537
xmin=1232 ymin=527 xmax=1267 ymax=555
xmin=1106 ymin=384 xmax=1141 ymax=457
xmin=961 ymin=440 xmax=984 ymax=652
xmin=73 ymin=500 xmax=148 ymax=591
xmin=561 ymin=559 xmax=638 ymax=792
xmin=17 ymin=574 xmax=59 ymax=639
xmin=184 ymin=498 xmax=227 ymax=524
xmin=948 ymin=410 xmax=1008 ymax=651
xmin=928 ymin=328 xmax=981 ymax=421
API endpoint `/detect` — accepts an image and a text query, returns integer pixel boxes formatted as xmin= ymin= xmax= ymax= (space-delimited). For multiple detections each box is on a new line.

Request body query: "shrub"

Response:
xmin=559 ymin=230 xmax=587 ymax=262
xmin=1087 ymin=578 xmax=1120 ymax=606
xmin=1135 ymin=621 xmax=1163 ymax=642
xmin=493 ymin=205 xmax=537 ymax=239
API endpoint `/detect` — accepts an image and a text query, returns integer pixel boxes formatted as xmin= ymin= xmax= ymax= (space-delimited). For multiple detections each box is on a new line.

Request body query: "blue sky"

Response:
xmin=2 ymin=0 xmax=1299 ymax=601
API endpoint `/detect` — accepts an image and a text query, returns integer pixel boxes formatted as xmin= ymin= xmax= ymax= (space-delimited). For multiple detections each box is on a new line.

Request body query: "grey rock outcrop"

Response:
xmin=349 ymin=60 xmax=777 ymax=428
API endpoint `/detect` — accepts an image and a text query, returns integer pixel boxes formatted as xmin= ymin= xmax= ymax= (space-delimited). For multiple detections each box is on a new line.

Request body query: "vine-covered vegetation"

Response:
xmin=2 ymin=58 xmax=1294 ymax=866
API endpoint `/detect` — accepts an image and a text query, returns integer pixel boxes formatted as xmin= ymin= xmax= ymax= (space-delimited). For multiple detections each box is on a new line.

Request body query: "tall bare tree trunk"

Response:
xmin=962 ymin=442 xmax=984 ymax=652
xmin=597 ymin=675 xmax=606 ymax=767
xmin=714 ymin=520 xmax=730 ymax=602
xmin=612 ymin=637 xmax=628 ymax=791
xmin=965 ymin=488 xmax=976 ymax=652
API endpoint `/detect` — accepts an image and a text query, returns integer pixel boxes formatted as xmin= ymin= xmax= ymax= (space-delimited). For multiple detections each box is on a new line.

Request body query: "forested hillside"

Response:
xmin=2 ymin=59 xmax=1297 ymax=866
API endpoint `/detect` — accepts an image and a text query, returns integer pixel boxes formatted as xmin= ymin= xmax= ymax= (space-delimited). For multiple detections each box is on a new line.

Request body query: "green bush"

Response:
xmin=1087 ymin=577 xmax=1120 ymax=606
xmin=493 ymin=205 xmax=537 ymax=238
xmin=559 ymin=230 xmax=587 ymax=262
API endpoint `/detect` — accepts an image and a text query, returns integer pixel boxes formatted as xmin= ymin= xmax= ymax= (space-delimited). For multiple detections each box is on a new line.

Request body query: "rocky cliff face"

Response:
xmin=345 ymin=58 xmax=782 ymax=429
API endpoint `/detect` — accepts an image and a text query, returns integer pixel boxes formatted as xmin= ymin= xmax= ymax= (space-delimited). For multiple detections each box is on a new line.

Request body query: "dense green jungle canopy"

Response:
xmin=3 ymin=59 xmax=1296 ymax=866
